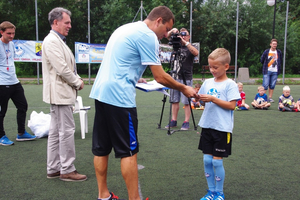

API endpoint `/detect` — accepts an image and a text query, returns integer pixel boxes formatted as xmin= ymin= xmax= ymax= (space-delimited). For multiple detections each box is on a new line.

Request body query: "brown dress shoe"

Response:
xmin=60 ymin=170 xmax=87 ymax=182
xmin=47 ymin=171 xmax=60 ymax=179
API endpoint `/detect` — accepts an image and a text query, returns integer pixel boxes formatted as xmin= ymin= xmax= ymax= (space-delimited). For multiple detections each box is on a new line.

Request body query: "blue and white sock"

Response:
xmin=212 ymin=159 xmax=225 ymax=194
xmin=203 ymin=154 xmax=215 ymax=192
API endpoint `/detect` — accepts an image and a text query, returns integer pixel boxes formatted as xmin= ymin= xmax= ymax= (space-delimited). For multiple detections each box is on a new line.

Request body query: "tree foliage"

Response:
xmin=0 ymin=0 xmax=299 ymax=76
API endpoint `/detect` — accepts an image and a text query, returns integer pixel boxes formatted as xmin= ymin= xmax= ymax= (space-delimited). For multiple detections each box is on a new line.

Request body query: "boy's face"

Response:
xmin=208 ymin=58 xmax=229 ymax=80
xmin=195 ymin=87 xmax=200 ymax=93
xmin=258 ymin=88 xmax=265 ymax=96
xmin=238 ymin=85 xmax=243 ymax=93
xmin=283 ymin=90 xmax=290 ymax=97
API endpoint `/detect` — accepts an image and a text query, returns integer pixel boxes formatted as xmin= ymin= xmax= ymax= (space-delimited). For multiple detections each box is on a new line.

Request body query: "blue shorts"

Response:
xmin=169 ymin=79 xmax=193 ymax=104
xmin=92 ymin=100 xmax=139 ymax=158
xmin=263 ymin=71 xmax=278 ymax=90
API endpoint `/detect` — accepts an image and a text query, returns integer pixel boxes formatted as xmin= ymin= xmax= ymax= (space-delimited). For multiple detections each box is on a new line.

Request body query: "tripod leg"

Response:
xmin=188 ymin=98 xmax=197 ymax=130
xmin=181 ymin=71 xmax=197 ymax=131
xmin=167 ymin=97 xmax=173 ymax=135
xmin=157 ymin=93 xmax=168 ymax=129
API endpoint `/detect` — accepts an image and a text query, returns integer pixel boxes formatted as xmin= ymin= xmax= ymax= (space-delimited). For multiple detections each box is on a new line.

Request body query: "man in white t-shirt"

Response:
xmin=260 ymin=39 xmax=283 ymax=103
xmin=90 ymin=6 xmax=199 ymax=200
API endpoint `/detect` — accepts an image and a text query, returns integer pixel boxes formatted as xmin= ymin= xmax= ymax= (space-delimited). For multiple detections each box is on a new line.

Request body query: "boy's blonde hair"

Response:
xmin=208 ymin=48 xmax=231 ymax=65
xmin=283 ymin=85 xmax=290 ymax=91
xmin=258 ymin=86 xmax=264 ymax=91
xmin=237 ymin=82 xmax=243 ymax=87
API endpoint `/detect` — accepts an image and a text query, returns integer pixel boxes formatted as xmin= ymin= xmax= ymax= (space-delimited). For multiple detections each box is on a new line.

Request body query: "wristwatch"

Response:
xmin=185 ymin=42 xmax=190 ymax=46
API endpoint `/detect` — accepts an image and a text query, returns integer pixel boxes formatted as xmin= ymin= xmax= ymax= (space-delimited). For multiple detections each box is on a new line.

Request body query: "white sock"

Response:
xmin=98 ymin=194 xmax=111 ymax=200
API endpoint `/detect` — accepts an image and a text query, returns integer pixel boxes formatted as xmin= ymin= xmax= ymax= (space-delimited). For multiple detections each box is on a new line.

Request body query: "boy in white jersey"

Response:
xmin=198 ymin=48 xmax=240 ymax=200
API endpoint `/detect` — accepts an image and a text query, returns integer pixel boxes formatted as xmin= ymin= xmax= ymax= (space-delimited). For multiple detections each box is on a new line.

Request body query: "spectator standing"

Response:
xmin=42 ymin=7 xmax=86 ymax=182
xmin=0 ymin=21 xmax=36 ymax=146
xmin=260 ymin=39 xmax=283 ymax=103
xmin=165 ymin=27 xmax=199 ymax=130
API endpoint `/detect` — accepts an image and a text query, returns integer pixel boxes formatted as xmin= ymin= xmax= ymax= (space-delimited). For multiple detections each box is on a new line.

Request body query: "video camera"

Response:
xmin=168 ymin=33 xmax=181 ymax=51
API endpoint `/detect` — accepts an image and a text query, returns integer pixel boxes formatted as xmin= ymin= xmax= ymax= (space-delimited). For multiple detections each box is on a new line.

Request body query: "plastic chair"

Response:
xmin=73 ymin=96 xmax=90 ymax=139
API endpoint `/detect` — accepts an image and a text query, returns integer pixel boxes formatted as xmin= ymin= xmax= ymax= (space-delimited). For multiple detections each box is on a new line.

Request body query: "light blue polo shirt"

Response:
xmin=90 ymin=21 xmax=161 ymax=108
xmin=0 ymin=40 xmax=19 ymax=85
xmin=198 ymin=78 xmax=240 ymax=133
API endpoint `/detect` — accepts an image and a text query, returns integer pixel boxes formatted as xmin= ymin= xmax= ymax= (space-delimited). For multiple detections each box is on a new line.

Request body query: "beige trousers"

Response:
xmin=47 ymin=104 xmax=76 ymax=174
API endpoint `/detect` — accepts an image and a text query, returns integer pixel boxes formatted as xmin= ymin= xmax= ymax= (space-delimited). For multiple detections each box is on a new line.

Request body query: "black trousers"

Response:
xmin=0 ymin=82 xmax=28 ymax=137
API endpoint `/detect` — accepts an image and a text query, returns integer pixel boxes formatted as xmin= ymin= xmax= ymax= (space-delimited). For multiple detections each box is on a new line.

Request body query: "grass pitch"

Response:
xmin=1 ymin=84 xmax=300 ymax=200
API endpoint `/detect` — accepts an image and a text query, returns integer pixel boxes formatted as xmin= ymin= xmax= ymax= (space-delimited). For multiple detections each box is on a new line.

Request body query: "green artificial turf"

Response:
xmin=1 ymin=84 xmax=300 ymax=200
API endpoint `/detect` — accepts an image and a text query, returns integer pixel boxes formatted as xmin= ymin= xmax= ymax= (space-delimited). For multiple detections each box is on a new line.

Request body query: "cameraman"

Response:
xmin=165 ymin=28 xmax=199 ymax=130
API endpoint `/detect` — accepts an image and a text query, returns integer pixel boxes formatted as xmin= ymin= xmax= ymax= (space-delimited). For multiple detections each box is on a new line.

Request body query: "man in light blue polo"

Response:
xmin=90 ymin=6 xmax=199 ymax=200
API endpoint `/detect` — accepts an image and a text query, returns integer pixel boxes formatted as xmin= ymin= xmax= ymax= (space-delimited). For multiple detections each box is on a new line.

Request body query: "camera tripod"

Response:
xmin=157 ymin=48 xmax=197 ymax=135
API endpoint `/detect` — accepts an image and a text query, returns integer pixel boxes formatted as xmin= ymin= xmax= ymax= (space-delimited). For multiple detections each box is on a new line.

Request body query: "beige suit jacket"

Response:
xmin=42 ymin=30 xmax=82 ymax=105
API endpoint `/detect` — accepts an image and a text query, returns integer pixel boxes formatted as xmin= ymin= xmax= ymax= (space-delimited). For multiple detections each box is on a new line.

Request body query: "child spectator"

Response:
xmin=198 ymin=48 xmax=240 ymax=200
xmin=191 ymin=83 xmax=202 ymax=109
xmin=278 ymin=86 xmax=296 ymax=111
xmin=251 ymin=86 xmax=271 ymax=110
xmin=236 ymin=82 xmax=250 ymax=110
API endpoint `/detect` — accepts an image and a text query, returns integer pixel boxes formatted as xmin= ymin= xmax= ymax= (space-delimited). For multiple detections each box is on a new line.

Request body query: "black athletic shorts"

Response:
xmin=92 ymin=100 xmax=139 ymax=158
xmin=198 ymin=128 xmax=232 ymax=157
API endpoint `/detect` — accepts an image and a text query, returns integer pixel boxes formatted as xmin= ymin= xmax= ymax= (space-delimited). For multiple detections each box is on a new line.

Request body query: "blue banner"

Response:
xmin=75 ymin=42 xmax=106 ymax=63
xmin=13 ymin=40 xmax=43 ymax=62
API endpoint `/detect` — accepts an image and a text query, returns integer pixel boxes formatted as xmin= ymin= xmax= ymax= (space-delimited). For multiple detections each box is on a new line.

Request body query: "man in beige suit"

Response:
xmin=42 ymin=7 xmax=86 ymax=182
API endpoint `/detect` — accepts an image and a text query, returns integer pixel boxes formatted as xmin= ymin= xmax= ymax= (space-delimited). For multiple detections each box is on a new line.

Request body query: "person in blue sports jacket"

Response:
xmin=260 ymin=38 xmax=283 ymax=103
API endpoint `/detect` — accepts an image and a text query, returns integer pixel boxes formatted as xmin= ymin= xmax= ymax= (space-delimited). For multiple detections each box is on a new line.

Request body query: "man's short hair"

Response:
xmin=180 ymin=28 xmax=189 ymax=34
xmin=147 ymin=6 xmax=174 ymax=24
xmin=283 ymin=85 xmax=290 ymax=91
xmin=208 ymin=48 xmax=231 ymax=65
xmin=48 ymin=7 xmax=71 ymax=26
xmin=271 ymin=39 xmax=277 ymax=43
xmin=0 ymin=21 xmax=16 ymax=32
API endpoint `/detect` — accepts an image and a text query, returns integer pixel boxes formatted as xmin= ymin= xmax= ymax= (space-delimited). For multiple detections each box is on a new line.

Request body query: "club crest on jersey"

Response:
xmin=207 ymin=88 xmax=220 ymax=98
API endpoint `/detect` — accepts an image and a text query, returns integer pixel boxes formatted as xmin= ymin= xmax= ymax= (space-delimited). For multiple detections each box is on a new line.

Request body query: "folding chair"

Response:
xmin=73 ymin=96 xmax=90 ymax=139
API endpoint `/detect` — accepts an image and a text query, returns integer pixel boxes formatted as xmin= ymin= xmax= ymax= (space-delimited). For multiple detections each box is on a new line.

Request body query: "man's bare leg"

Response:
xmin=171 ymin=102 xmax=179 ymax=121
xmin=269 ymin=89 xmax=274 ymax=99
xmin=121 ymin=154 xmax=141 ymax=200
xmin=94 ymin=155 xmax=110 ymax=199
xmin=184 ymin=104 xmax=191 ymax=122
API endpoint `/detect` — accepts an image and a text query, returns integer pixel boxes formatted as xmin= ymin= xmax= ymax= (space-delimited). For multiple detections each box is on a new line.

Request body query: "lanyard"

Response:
xmin=2 ymin=42 xmax=9 ymax=71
